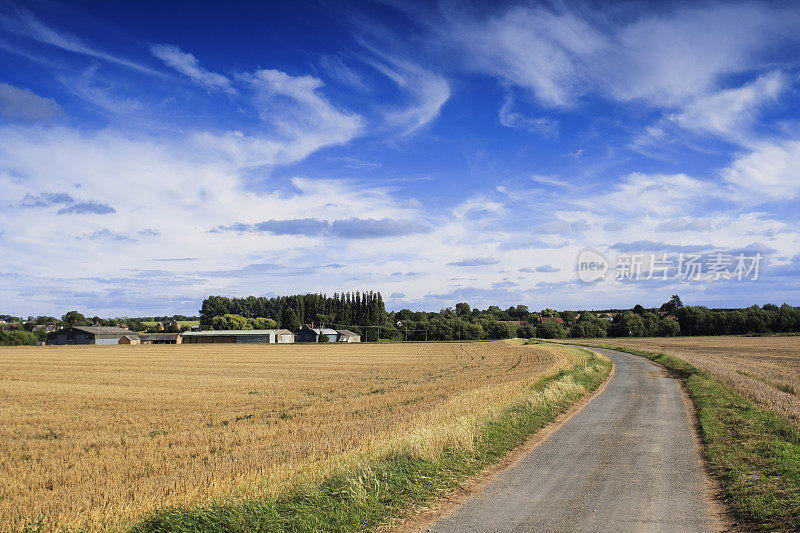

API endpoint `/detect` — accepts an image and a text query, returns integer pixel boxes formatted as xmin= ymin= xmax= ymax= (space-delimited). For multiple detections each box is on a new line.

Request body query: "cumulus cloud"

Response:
xmin=447 ymin=257 xmax=500 ymax=267
xmin=609 ymin=240 xmax=712 ymax=253
xmin=57 ymin=201 xmax=116 ymax=215
xmin=330 ymin=218 xmax=430 ymax=239
xmin=76 ymin=229 xmax=131 ymax=241
xmin=20 ymin=192 xmax=115 ymax=215
xmin=151 ymin=44 xmax=235 ymax=94
xmin=212 ymin=217 xmax=430 ymax=239
xmin=0 ymin=83 xmax=63 ymax=122
xmin=20 ymin=192 xmax=74 ymax=208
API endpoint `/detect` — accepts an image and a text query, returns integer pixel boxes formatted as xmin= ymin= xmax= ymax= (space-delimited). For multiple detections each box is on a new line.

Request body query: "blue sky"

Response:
xmin=1 ymin=0 xmax=800 ymax=317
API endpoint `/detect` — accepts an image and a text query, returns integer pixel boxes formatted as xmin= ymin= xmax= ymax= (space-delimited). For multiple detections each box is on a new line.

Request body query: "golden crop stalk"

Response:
xmin=0 ymin=341 xmax=583 ymax=532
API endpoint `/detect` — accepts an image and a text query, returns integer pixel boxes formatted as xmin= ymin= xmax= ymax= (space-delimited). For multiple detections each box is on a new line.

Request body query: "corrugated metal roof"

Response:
xmin=336 ymin=329 xmax=359 ymax=336
xmin=71 ymin=326 xmax=132 ymax=335
xmin=182 ymin=330 xmax=278 ymax=336
xmin=306 ymin=328 xmax=338 ymax=335
xmin=139 ymin=334 xmax=181 ymax=341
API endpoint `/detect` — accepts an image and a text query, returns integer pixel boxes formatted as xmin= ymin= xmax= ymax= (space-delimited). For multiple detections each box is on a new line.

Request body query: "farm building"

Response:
xmin=297 ymin=327 xmax=361 ymax=343
xmin=182 ymin=330 xmax=291 ymax=344
xmin=336 ymin=330 xmax=361 ymax=342
xmin=297 ymin=327 xmax=339 ymax=343
xmin=46 ymin=326 xmax=135 ymax=345
xmin=118 ymin=335 xmax=140 ymax=345
xmin=274 ymin=329 xmax=295 ymax=343
xmin=139 ymin=334 xmax=182 ymax=345
xmin=537 ymin=316 xmax=565 ymax=325
xmin=498 ymin=320 xmax=529 ymax=327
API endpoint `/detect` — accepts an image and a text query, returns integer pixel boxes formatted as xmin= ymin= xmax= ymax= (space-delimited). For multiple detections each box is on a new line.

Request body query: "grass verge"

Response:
xmin=579 ymin=343 xmax=800 ymax=532
xmin=130 ymin=351 xmax=611 ymax=533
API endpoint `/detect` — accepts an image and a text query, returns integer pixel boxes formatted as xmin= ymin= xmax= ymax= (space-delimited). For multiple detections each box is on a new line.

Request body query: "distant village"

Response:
xmin=43 ymin=323 xmax=362 ymax=346
xmin=0 ymin=314 xmax=363 ymax=346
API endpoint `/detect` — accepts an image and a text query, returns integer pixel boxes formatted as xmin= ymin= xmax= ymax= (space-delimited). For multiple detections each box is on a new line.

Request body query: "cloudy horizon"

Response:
xmin=1 ymin=0 xmax=799 ymax=317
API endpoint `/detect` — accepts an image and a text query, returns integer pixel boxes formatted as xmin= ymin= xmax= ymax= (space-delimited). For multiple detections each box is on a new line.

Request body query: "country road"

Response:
xmin=427 ymin=347 xmax=719 ymax=533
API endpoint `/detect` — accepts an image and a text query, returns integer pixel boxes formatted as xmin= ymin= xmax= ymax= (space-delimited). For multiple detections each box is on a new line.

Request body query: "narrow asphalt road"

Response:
xmin=428 ymin=347 xmax=717 ymax=533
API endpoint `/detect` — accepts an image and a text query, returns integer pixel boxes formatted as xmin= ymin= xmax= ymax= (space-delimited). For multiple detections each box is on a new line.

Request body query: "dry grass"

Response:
xmin=0 ymin=341 xmax=581 ymax=532
xmin=588 ymin=336 xmax=800 ymax=427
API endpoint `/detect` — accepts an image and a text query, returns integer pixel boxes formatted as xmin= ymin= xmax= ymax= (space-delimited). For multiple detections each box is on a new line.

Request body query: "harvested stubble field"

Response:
xmin=583 ymin=336 xmax=800 ymax=426
xmin=0 ymin=340 xmax=582 ymax=532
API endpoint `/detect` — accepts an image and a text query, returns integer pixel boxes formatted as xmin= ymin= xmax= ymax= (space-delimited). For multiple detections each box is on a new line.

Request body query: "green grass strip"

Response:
xmin=130 ymin=353 xmax=611 ymax=533
xmin=583 ymin=344 xmax=800 ymax=532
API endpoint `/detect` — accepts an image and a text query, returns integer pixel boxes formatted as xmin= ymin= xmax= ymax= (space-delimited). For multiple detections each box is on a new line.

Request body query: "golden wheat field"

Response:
xmin=595 ymin=336 xmax=800 ymax=426
xmin=0 ymin=340 xmax=582 ymax=532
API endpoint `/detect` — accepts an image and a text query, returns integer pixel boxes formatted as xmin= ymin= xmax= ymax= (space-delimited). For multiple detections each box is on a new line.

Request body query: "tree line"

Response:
xmin=5 ymin=295 xmax=800 ymax=346
xmin=199 ymin=293 xmax=800 ymax=341
xmin=199 ymin=292 xmax=387 ymax=332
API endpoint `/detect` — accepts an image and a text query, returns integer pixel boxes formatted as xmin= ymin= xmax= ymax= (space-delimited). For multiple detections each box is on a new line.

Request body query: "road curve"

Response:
xmin=427 ymin=347 xmax=717 ymax=533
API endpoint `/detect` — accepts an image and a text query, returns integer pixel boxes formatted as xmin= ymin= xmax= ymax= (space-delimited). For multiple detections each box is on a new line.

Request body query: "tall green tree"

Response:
xmin=62 ymin=311 xmax=87 ymax=327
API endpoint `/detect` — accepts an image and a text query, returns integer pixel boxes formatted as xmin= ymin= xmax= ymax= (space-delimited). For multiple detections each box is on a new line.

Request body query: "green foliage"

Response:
xmin=537 ymin=321 xmax=566 ymax=339
xmin=0 ymin=330 xmax=38 ymax=346
xmin=251 ymin=317 xmax=279 ymax=329
xmin=62 ymin=310 xmax=86 ymax=327
xmin=200 ymin=292 xmax=386 ymax=332
xmin=209 ymin=314 xmax=278 ymax=330
xmin=674 ymin=303 xmax=800 ymax=336
xmin=197 ymin=293 xmax=800 ymax=341
xmin=659 ymin=294 xmax=684 ymax=314
xmin=454 ymin=302 xmax=471 ymax=316
xmin=516 ymin=324 xmax=536 ymax=338
xmin=569 ymin=317 xmax=608 ymax=339
xmin=318 ymin=333 xmax=329 ymax=343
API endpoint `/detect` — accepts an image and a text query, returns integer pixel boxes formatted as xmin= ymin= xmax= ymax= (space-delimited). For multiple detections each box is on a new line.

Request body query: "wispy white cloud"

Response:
xmin=723 ymin=140 xmax=800 ymax=202
xmin=441 ymin=3 xmax=800 ymax=110
xmin=443 ymin=5 xmax=602 ymax=107
xmin=1 ymin=9 xmax=163 ymax=75
xmin=192 ymin=68 xmax=365 ymax=167
xmin=151 ymin=44 xmax=235 ymax=94
xmin=360 ymin=47 xmax=450 ymax=135
xmin=0 ymin=82 xmax=63 ymax=122
xmin=320 ymin=54 xmax=368 ymax=91
xmin=498 ymin=89 xmax=558 ymax=137
xmin=57 ymin=67 xmax=145 ymax=117
xmin=246 ymin=69 xmax=362 ymax=139
xmin=668 ymin=71 xmax=785 ymax=141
